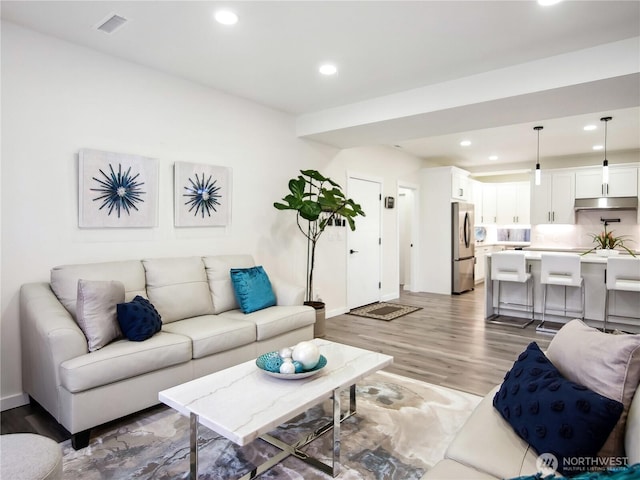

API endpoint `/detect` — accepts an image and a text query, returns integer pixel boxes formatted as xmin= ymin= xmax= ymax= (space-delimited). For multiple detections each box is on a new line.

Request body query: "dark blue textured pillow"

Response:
xmin=230 ymin=266 xmax=276 ymax=314
xmin=116 ymin=295 xmax=162 ymax=341
xmin=493 ymin=342 xmax=623 ymax=476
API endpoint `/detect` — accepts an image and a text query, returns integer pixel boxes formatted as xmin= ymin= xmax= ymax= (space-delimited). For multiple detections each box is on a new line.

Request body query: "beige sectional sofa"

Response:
xmin=424 ymin=320 xmax=640 ymax=479
xmin=20 ymin=255 xmax=315 ymax=449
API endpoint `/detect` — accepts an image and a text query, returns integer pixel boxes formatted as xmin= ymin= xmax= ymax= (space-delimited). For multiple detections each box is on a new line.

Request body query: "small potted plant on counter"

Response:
xmin=274 ymin=170 xmax=365 ymax=337
xmin=582 ymin=223 xmax=636 ymax=257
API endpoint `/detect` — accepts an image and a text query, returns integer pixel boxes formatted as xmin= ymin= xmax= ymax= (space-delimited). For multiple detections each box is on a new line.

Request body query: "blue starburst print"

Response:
xmin=184 ymin=172 xmax=222 ymax=217
xmin=91 ymin=163 xmax=146 ymax=218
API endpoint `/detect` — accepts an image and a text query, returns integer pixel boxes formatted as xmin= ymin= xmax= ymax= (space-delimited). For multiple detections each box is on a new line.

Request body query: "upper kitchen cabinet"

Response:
xmin=495 ymin=182 xmax=530 ymax=225
xmin=470 ymin=179 xmax=483 ymax=221
xmin=480 ymin=184 xmax=497 ymax=224
xmin=451 ymin=167 xmax=470 ymax=201
xmin=575 ymin=166 xmax=638 ymax=198
xmin=531 ymin=171 xmax=575 ymax=224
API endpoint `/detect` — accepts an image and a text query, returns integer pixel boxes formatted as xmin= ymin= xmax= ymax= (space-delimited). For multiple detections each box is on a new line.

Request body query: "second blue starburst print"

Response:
xmin=174 ymin=162 xmax=231 ymax=227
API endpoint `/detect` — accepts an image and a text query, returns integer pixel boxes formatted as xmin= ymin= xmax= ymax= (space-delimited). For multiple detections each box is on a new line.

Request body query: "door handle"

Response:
xmin=350 ymin=249 xmax=359 ymax=254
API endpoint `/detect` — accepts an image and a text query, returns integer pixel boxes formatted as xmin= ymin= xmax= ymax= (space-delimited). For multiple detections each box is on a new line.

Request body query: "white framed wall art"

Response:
xmin=78 ymin=149 xmax=159 ymax=228
xmin=174 ymin=161 xmax=231 ymax=227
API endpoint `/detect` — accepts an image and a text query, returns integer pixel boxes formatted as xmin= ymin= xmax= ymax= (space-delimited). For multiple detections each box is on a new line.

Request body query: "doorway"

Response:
xmin=398 ymin=184 xmax=419 ymax=292
xmin=347 ymin=175 xmax=382 ymax=309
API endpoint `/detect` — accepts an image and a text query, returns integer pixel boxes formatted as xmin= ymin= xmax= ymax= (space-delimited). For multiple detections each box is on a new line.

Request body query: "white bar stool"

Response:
xmin=538 ymin=253 xmax=584 ymax=334
xmin=489 ymin=251 xmax=534 ymax=328
xmin=605 ymin=257 xmax=640 ymax=332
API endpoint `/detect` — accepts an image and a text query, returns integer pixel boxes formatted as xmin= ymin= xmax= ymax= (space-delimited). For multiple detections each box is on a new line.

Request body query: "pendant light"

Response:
xmin=601 ymin=116 xmax=612 ymax=184
xmin=534 ymin=126 xmax=543 ymax=186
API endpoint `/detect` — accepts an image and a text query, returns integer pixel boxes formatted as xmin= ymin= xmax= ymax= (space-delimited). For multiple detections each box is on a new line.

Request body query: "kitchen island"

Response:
xmin=485 ymin=251 xmax=640 ymax=333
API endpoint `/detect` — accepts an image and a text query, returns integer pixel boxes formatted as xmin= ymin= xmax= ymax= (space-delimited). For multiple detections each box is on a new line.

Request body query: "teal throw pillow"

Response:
xmin=510 ymin=463 xmax=640 ymax=479
xmin=230 ymin=266 xmax=276 ymax=314
xmin=117 ymin=295 xmax=162 ymax=341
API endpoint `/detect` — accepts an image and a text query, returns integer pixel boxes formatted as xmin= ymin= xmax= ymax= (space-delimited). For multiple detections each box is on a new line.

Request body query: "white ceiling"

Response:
xmin=2 ymin=1 xmax=639 ymax=170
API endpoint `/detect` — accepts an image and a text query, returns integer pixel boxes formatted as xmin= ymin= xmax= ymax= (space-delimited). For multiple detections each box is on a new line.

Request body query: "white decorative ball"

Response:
xmin=292 ymin=341 xmax=320 ymax=370
xmin=279 ymin=347 xmax=293 ymax=359
xmin=279 ymin=360 xmax=296 ymax=374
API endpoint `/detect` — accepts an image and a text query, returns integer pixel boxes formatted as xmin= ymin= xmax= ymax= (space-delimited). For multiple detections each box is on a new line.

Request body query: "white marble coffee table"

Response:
xmin=159 ymin=339 xmax=393 ymax=479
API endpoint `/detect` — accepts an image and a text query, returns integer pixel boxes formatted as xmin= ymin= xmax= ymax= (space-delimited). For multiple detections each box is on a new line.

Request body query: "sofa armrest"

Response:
xmin=20 ymin=283 xmax=88 ymax=420
xmin=270 ymin=276 xmax=305 ymax=306
xmin=626 ymin=388 xmax=640 ymax=464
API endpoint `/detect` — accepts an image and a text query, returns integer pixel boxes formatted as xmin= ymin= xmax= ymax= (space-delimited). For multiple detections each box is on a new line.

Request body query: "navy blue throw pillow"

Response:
xmin=493 ymin=342 xmax=623 ymax=476
xmin=117 ymin=295 xmax=162 ymax=342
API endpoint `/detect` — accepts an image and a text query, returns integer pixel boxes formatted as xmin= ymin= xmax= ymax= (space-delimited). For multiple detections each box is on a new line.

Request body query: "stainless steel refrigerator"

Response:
xmin=452 ymin=202 xmax=475 ymax=294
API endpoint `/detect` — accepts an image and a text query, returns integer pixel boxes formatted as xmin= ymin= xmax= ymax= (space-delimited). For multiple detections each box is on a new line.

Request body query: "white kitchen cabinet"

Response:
xmin=470 ymin=179 xmax=482 ymax=220
xmin=575 ymin=166 xmax=638 ymax=198
xmin=496 ymin=182 xmax=530 ymax=224
xmin=451 ymin=168 xmax=470 ymax=201
xmin=531 ymin=171 xmax=575 ymax=224
xmin=481 ymin=184 xmax=497 ymax=224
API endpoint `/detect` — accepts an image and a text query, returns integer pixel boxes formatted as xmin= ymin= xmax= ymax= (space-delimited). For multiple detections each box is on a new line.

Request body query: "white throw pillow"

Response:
xmin=76 ymin=279 xmax=125 ymax=351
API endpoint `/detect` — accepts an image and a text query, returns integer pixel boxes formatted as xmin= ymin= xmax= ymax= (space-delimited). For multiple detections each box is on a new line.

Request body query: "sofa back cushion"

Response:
xmin=143 ymin=257 xmax=214 ymax=323
xmin=51 ymin=260 xmax=146 ymax=320
xmin=203 ymin=255 xmax=255 ymax=314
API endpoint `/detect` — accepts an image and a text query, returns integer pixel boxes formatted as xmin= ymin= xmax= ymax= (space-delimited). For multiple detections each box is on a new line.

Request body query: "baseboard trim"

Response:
xmin=1 ymin=392 xmax=29 ymax=411
xmin=327 ymin=307 xmax=348 ymax=318
xmin=381 ymin=292 xmax=399 ymax=302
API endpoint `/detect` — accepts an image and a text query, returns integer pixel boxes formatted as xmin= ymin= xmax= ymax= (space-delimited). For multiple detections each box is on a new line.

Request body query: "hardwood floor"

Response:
xmin=325 ymin=283 xmax=552 ymax=397
xmin=1 ymin=282 xmax=552 ymax=442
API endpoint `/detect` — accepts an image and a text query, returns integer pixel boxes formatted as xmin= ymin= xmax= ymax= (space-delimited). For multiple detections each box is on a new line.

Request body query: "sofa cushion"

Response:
xmin=445 ymin=385 xmax=540 ymax=479
xmin=161 ymin=315 xmax=256 ymax=359
xmin=494 ymin=342 xmax=623 ymax=476
xmin=59 ymin=332 xmax=191 ymax=393
xmin=422 ymin=459 xmax=499 ymax=480
xmin=117 ymin=296 xmax=162 ymax=342
xmin=230 ymin=266 xmax=277 ymax=313
xmin=143 ymin=257 xmax=214 ymax=323
xmin=76 ymin=279 xmax=124 ymax=352
xmin=219 ymin=305 xmax=315 ymax=341
xmin=51 ymin=260 xmax=146 ymax=320
xmin=546 ymin=320 xmax=640 ymax=459
xmin=203 ymin=255 xmax=255 ymax=314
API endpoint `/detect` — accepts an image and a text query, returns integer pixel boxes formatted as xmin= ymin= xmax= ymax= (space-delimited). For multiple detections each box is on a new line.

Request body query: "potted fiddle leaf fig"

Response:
xmin=274 ymin=170 xmax=365 ymax=336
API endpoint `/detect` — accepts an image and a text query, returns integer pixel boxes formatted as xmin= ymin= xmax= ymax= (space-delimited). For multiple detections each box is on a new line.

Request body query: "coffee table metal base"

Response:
xmin=189 ymin=384 xmax=357 ymax=479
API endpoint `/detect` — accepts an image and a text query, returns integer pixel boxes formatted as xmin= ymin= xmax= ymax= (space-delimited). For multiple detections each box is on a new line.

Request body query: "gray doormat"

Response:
xmin=348 ymin=302 xmax=422 ymax=321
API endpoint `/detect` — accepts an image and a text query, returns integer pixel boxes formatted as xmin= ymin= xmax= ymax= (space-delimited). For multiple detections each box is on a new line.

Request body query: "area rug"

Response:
xmin=61 ymin=371 xmax=480 ymax=479
xmin=348 ymin=302 xmax=422 ymax=321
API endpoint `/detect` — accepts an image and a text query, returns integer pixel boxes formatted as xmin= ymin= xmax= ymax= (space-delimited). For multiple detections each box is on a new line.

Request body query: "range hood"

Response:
xmin=574 ymin=197 xmax=638 ymax=211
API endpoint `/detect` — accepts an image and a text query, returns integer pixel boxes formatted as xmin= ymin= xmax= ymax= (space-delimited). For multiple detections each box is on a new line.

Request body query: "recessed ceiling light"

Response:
xmin=214 ymin=10 xmax=238 ymax=25
xmin=538 ymin=0 xmax=562 ymax=6
xmin=583 ymin=125 xmax=597 ymax=131
xmin=459 ymin=140 xmax=471 ymax=147
xmin=593 ymin=145 xmax=604 ymax=151
xmin=319 ymin=64 xmax=338 ymax=76
xmin=489 ymin=155 xmax=498 ymax=161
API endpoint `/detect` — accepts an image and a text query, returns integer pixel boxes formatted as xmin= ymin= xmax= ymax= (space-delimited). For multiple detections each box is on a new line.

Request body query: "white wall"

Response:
xmin=0 ymin=22 xmax=333 ymax=408
xmin=0 ymin=23 xmax=423 ymax=408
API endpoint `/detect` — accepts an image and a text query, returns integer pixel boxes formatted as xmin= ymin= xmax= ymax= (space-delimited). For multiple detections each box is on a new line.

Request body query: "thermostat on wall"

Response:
xmin=384 ymin=196 xmax=395 ymax=209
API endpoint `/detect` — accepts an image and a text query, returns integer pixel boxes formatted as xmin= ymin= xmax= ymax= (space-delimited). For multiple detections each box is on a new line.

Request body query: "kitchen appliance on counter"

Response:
xmin=452 ymin=202 xmax=475 ymax=294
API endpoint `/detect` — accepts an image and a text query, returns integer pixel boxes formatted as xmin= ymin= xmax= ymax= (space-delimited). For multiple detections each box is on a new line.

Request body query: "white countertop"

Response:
xmin=487 ymin=250 xmax=616 ymax=265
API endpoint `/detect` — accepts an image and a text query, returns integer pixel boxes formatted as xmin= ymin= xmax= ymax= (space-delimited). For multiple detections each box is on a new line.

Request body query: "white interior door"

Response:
xmin=348 ymin=176 xmax=382 ymax=309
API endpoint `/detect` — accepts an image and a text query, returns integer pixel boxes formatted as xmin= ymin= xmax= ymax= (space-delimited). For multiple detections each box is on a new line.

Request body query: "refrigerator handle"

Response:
xmin=463 ymin=212 xmax=470 ymax=248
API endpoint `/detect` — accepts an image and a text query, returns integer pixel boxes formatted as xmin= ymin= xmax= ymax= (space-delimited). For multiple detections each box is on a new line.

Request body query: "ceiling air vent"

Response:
xmin=95 ymin=14 xmax=128 ymax=34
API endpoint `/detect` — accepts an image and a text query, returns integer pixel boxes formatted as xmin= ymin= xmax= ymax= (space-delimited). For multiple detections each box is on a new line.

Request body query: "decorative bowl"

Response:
xmin=256 ymin=351 xmax=327 ymax=380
